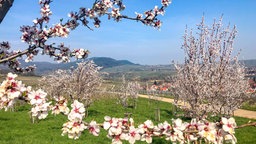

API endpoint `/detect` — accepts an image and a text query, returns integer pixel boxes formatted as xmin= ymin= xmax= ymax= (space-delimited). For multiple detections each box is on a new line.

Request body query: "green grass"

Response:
xmin=0 ymin=97 xmax=256 ymax=144
xmin=240 ymin=101 xmax=256 ymax=111
xmin=0 ymin=97 xmax=173 ymax=144
xmin=233 ymin=116 xmax=256 ymax=144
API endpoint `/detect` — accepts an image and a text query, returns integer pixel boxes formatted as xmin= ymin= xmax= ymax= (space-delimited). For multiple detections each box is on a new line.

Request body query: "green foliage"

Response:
xmin=241 ymin=101 xmax=256 ymax=111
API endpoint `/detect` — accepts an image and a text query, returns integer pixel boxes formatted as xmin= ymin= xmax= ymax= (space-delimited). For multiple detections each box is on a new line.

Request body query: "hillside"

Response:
xmin=15 ymin=57 xmax=137 ymax=75
xmin=1 ymin=58 xmax=256 ymax=76
xmin=89 ymin=57 xmax=135 ymax=68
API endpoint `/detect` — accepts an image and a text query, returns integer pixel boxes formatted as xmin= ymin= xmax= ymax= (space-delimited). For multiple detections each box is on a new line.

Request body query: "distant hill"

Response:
xmin=240 ymin=59 xmax=256 ymax=68
xmin=89 ymin=57 xmax=136 ymax=68
xmin=1 ymin=58 xmax=256 ymax=76
xmin=14 ymin=57 xmax=137 ymax=75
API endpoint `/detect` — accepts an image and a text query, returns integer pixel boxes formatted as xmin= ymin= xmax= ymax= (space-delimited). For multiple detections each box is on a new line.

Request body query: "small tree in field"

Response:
xmin=40 ymin=69 xmax=70 ymax=99
xmin=127 ymin=81 xmax=140 ymax=109
xmin=40 ymin=60 xmax=102 ymax=116
xmin=172 ymin=17 xmax=250 ymax=118
xmin=117 ymin=75 xmax=140 ymax=110
xmin=68 ymin=61 xmax=102 ymax=109
xmin=118 ymin=75 xmax=129 ymax=108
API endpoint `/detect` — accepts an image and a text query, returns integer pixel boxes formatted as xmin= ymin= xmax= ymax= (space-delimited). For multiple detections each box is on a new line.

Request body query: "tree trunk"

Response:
xmin=155 ymin=108 xmax=160 ymax=121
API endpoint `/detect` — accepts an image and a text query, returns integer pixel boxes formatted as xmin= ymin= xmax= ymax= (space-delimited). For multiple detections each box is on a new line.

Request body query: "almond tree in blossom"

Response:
xmin=0 ymin=0 xmax=171 ymax=72
xmin=40 ymin=69 xmax=70 ymax=100
xmin=127 ymin=81 xmax=140 ymax=109
xmin=40 ymin=60 xmax=102 ymax=116
xmin=117 ymin=75 xmax=140 ymax=110
xmin=172 ymin=17 xmax=250 ymax=118
xmin=67 ymin=61 xmax=102 ymax=113
xmin=118 ymin=75 xmax=129 ymax=108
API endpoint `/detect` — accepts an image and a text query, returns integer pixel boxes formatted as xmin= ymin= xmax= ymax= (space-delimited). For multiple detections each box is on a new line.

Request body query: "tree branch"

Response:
xmin=0 ymin=49 xmax=29 ymax=63
xmin=236 ymin=122 xmax=256 ymax=129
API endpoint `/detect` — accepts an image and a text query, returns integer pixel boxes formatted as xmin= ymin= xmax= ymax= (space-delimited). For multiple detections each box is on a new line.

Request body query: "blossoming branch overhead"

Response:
xmin=0 ymin=0 xmax=171 ymax=72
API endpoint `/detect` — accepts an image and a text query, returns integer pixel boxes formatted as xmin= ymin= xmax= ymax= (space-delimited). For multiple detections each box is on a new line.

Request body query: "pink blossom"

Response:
xmin=40 ymin=4 xmax=52 ymax=17
xmin=140 ymin=133 xmax=152 ymax=144
xmin=0 ymin=73 xmax=28 ymax=111
xmin=68 ymin=100 xmax=85 ymax=122
xmin=88 ymin=121 xmax=100 ymax=136
xmin=28 ymin=89 xmax=47 ymax=105
xmin=72 ymin=49 xmax=88 ymax=59
xmin=62 ymin=120 xmax=86 ymax=140
xmin=51 ymin=96 xmax=70 ymax=115
xmin=221 ymin=117 xmax=236 ymax=134
xmin=50 ymin=23 xmax=70 ymax=37
xmin=31 ymin=101 xmax=51 ymax=120
xmin=111 ymin=8 xmax=121 ymax=19
xmin=126 ymin=126 xmax=141 ymax=144
xmin=103 ymin=0 xmax=113 ymax=8
xmin=135 ymin=12 xmax=143 ymax=19
xmin=161 ymin=0 xmax=172 ymax=7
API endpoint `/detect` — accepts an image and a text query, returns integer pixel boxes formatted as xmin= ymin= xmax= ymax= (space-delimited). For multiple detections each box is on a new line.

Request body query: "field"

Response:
xmin=0 ymin=97 xmax=171 ymax=144
xmin=0 ymin=97 xmax=256 ymax=144
xmin=0 ymin=75 xmax=256 ymax=143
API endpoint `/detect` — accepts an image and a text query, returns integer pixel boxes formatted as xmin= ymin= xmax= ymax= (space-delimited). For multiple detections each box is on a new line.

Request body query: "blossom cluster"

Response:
xmin=20 ymin=1 xmax=89 ymax=63
xmin=61 ymin=100 xmax=86 ymax=139
xmin=61 ymin=100 xmax=100 ymax=139
xmin=51 ymin=96 xmax=70 ymax=115
xmin=61 ymin=115 xmax=237 ymax=144
xmin=0 ymin=73 xmax=51 ymax=121
xmin=28 ymin=89 xmax=51 ymax=120
xmin=0 ymin=73 xmax=30 ymax=111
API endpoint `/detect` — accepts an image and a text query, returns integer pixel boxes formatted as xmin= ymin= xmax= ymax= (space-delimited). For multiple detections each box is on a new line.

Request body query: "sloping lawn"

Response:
xmin=0 ymin=97 xmax=255 ymax=144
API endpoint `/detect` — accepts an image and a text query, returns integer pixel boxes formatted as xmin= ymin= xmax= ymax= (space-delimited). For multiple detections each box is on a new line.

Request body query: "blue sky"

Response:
xmin=0 ymin=0 xmax=255 ymax=65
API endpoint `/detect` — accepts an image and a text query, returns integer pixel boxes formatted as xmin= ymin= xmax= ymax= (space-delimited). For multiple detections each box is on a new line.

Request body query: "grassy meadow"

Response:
xmin=0 ymin=75 xmax=256 ymax=143
xmin=0 ymin=97 xmax=173 ymax=144
xmin=0 ymin=97 xmax=256 ymax=144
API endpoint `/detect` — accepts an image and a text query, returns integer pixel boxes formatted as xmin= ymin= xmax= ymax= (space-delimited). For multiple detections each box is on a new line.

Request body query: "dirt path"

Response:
xmin=138 ymin=94 xmax=256 ymax=120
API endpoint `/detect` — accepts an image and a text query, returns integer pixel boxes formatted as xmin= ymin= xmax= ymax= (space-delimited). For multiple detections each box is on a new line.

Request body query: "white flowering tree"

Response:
xmin=40 ymin=60 xmax=102 ymax=116
xmin=118 ymin=75 xmax=129 ymax=108
xmin=0 ymin=0 xmax=171 ymax=72
xmin=117 ymin=75 xmax=140 ymax=110
xmin=172 ymin=17 xmax=250 ymax=118
xmin=67 ymin=61 xmax=102 ymax=111
xmin=127 ymin=81 xmax=140 ymax=109
xmin=40 ymin=69 xmax=70 ymax=99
